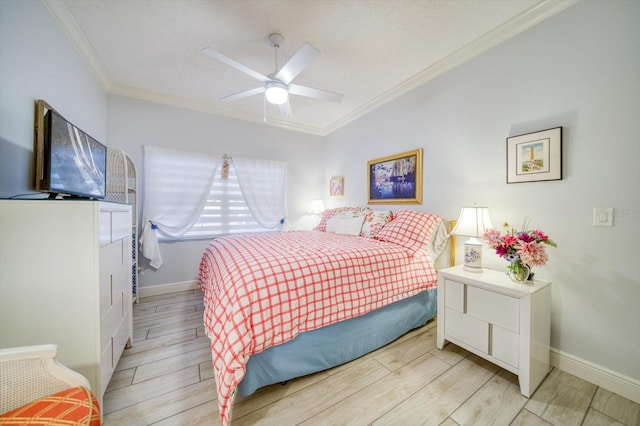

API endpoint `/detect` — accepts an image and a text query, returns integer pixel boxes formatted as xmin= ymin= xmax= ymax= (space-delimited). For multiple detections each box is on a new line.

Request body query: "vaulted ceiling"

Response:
xmin=45 ymin=0 xmax=577 ymax=135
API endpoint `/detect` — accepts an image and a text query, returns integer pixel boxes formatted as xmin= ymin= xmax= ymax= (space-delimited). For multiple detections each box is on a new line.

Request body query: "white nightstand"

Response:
xmin=436 ymin=265 xmax=551 ymax=397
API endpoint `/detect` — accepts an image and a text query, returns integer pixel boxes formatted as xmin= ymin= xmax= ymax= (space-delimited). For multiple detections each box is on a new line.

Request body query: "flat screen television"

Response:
xmin=34 ymin=100 xmax=107 ymax=199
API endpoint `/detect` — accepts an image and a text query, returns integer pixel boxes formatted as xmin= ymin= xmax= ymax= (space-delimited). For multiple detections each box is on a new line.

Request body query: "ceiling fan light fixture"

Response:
xmin=265 ymin=82 xmax=288 ymax=104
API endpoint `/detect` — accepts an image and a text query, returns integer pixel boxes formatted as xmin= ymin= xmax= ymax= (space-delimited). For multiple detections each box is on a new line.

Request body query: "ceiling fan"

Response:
xmin=202 ymin=33 xmax=344 ymax=116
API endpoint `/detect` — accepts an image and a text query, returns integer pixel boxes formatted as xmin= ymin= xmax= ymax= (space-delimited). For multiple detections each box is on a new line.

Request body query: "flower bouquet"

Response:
xmin=483 ymin=221 xmax=557 ymax=282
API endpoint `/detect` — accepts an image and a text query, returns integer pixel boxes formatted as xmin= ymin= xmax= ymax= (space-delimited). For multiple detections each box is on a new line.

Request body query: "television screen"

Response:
xmin=36 ymin=102 xmax=107 ymax=199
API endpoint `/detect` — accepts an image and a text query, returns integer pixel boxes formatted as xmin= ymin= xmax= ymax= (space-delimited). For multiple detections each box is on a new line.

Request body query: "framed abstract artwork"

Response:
xmin=330 ymin=176 xmax=344 ymax=196
xmin=367 ymin=148 xmax=422 ymax=204
xmin=507 ymin=127 xmax=562 ymax=183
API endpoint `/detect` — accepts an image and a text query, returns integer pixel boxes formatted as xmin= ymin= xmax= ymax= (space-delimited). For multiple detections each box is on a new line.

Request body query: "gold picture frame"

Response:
xmin=367 ymin=148 xmax=423 ymax=204
xmin=330 ymin=176 xmax=344 ymax=196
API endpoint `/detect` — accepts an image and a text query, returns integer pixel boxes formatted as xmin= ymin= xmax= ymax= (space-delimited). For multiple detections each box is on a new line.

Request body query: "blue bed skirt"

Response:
xmin=238 ymin=288 xmax=437 ymax=396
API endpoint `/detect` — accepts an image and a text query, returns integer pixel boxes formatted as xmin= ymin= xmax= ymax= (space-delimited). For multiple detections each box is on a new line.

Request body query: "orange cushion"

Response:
xmin=0 ymin=386 xmax=100 ymax=425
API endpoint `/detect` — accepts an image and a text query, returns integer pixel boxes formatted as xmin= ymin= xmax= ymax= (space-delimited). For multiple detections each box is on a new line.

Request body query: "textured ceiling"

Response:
xmin=45 ymin=0 xmax=577 ymax=135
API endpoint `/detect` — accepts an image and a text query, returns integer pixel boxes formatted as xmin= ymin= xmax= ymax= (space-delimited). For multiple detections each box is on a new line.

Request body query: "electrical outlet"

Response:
xmin=593 ymin=208 xmax=614 ymax=227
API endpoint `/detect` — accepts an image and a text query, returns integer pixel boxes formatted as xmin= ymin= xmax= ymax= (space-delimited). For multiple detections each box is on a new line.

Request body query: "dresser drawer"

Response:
xmin=100 ymin=338 xmax=113 ymax=397
xmin=100 ymin=241 xmax=125 ymax=315
xmin=112 ymin=238 xmax=131 ymax=296
xmin=112 ymin=309 xmax=132 ymax=369
xmin=100 ymin=290 xmax=124 ymax=351
xmin=99 ymin=206 xmax=131 ymax=245
xmin=467 ymin=286 xmax=519 ymax=333
xmin=445 ymin=307 xmax=489 ymax=353
xmin=111 ymin=211 xmax=131 ymax=241
xmin=99 ymin=211 xmax=112 ymax=247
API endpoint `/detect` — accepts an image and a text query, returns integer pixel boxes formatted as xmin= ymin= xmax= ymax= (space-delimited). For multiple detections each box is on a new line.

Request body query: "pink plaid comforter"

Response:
xmin=197 ymin=230 xmax=439 ymax=424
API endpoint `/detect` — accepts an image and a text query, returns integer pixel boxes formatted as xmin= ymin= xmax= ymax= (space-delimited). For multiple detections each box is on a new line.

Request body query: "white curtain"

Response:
xmin=233 ymin=157 xmax=287 ymax=229
xmin=140 ymin=146 xmax=222 ymax=269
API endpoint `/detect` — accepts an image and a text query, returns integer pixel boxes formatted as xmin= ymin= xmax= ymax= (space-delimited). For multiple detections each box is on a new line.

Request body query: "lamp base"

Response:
xmin=463 ymin=238 xmax=483 ymax=273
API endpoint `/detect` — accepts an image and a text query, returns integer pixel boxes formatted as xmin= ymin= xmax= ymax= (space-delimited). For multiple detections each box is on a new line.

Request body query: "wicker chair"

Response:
xmin=0 ymin=344 xmax=100 ymax=425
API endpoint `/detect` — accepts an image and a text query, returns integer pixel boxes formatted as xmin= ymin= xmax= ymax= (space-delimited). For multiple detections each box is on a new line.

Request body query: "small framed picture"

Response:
xmin=507 ymin=127 xmax=562 ymax=183
xmin=330 ymin=176 xmax=344 ymax=196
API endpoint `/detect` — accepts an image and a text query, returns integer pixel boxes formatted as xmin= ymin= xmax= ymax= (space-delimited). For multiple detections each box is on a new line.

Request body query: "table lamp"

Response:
xmin=452 ymin=206 xmax=492 ymax=272
xmin=309 ymin=199 xmax=325 ymax=224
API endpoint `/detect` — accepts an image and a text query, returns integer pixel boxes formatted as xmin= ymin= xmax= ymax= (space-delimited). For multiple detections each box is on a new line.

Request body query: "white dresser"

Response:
xmin=0 ymin=200 xmax=133 ymax=404
xmin=436 ymin=265 xmax=551 ymax=397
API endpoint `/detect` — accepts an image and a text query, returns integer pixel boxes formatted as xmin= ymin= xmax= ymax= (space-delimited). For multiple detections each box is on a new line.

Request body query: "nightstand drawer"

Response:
xmin=492 ymin=325 xmax=519 ymax=368
xmin=467 ymin=286 xmax=519 ymax=333
xmin=445 ymin=307 xmax=489 ymax=353
xmin=444 ymin=279 xmax=465 ymax=312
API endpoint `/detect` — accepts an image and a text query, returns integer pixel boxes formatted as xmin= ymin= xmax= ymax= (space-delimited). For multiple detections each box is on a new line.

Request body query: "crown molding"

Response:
xmin=42 ymin=0 xmax=113 ymax=90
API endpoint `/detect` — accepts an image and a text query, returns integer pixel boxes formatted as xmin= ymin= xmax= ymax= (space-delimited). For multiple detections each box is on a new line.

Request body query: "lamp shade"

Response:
xmin=452 ymin=206 xmax=492 ymax=273
xmin=309 ymin=199 xmax=325 ymax=215
xmin=452 ymin=206 xmax=493 ymax=237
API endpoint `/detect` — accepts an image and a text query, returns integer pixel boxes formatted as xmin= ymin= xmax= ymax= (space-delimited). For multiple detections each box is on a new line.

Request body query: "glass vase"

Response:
xmin=508 ymin=261 xmax=532 ymax=283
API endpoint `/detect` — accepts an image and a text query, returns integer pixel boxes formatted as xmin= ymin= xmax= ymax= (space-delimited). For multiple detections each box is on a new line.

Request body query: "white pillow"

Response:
xmin=325 ymin=212 xmax=365 ymax=236
xmin=360 ymin=210 xmax=394 ymax=238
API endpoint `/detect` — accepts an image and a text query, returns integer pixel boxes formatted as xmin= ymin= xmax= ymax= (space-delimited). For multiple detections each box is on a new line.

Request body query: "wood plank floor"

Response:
xmin=103 ymin=289 xmax=640 ymax=425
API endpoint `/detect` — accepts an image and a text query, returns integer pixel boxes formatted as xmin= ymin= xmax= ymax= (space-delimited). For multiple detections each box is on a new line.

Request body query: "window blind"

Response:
xmin=179 ymin=162 xmax=275 ymax=239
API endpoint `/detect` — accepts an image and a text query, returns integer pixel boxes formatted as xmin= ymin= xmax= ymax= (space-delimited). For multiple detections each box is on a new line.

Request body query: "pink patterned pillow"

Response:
xmin=374 ymin=209 xmax=444 ymax=255
xmin=360 ymin=210 xmax=394 ymax=238
xmin=314 ymin=207 xmax=360 ymax=232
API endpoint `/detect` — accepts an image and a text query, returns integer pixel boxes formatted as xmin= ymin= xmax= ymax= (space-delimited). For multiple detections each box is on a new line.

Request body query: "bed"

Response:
xmin=197 ymin=208 xmax=449 ymax=425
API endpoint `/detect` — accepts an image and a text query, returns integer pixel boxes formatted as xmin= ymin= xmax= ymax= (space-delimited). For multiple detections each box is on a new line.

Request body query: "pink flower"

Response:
xmin=503 ymin=234 xmax=518 ymax=246
xmin=495 ymin=244 xmax=512 ymax=257
xmin=517 ymin=232 xmax=536 ymax=243
xmin=516 ymin=240 xmax=549 ymax=266
xmin=531 ymin=229 xmax=548 ymax=240
xmin=482 ymin=229 xmax=502 ymax=248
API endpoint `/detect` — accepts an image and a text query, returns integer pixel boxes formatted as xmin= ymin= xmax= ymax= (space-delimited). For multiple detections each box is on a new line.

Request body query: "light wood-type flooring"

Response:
xmin=103 ymin=289 xmax=640 ymax=425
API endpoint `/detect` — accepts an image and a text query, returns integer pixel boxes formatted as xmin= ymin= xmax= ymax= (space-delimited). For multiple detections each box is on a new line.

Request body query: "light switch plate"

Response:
xmin=593 ymin=207 xmax=614 ymax=227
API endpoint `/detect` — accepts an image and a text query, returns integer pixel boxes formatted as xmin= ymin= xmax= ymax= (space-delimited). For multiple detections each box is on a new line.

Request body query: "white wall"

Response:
xmin=0 ymin=0 xmax=107 ymax=198
xmin=325 ymin=0 xmax=640 ymax=384
xmin=106 ymin=95 xmax=326 ymax=287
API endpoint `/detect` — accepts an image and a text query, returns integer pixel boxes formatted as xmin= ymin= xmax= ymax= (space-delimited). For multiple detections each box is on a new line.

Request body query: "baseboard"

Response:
xmin=138 ymin=280 xmax=199 ymax=298
xmin=551 ymin=348 xmax=640 ymax=404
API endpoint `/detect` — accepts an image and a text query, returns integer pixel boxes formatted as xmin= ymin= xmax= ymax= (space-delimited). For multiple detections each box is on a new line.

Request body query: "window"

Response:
xmin=140 ymin=146 xmax=287 ymax=268
xmin=180 ymin=160 xmax=274 ymax=239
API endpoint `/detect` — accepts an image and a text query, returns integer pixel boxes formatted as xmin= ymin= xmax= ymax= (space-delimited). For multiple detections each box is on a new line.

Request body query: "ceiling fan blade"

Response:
xmin=274 ymin=42 xmax=320 ymax=85
xmin=202 ymin=47 xmax=270 ymax=82
xmin=279 ymin=100 xmax=293 ymax=117
xmin=289 ymin=84 xmax=344 ymax=103
xmin=219 ymin=86 xmax=265 ymax=103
